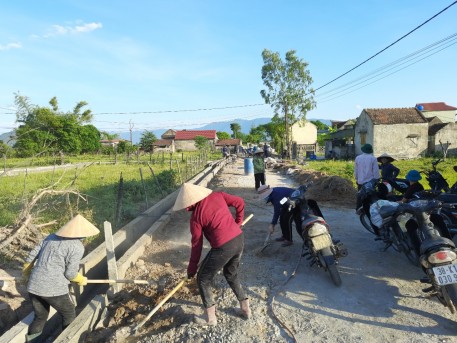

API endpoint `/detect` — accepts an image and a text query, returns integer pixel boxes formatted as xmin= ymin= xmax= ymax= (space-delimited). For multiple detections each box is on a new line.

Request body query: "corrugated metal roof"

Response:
xmin=175 ymin=130 xmax=217 ymax=140
xmin=364 ymin=108 xmax=427 ymax=125
xmin=416 ymin=102 xmax=457 ymax=111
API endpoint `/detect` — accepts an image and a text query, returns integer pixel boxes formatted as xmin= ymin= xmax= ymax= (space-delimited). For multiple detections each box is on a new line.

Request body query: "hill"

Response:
xmin=0 ymin=118 xmax=332 ymax=145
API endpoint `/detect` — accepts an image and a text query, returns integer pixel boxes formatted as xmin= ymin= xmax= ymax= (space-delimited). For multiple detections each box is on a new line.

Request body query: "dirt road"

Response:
xmin=87 ymin=159 xmax=457 ymax=343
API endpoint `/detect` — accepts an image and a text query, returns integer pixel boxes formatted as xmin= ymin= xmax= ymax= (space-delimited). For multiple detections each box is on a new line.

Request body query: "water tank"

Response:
xmin=244 ymin=157 xmax=254 ymax=175
xmin=417 ymin=105 xmax=424 ymax=111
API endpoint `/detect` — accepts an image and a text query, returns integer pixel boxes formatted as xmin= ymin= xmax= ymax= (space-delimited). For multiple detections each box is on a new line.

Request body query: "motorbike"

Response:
xmin=406 ymin=199 xmax=457 ymax=314
xmin=357 ymin=179 xmax=419 ymax=266
xmin=418 ymin=159 xmax=457 ymax=236
xmin=282 ymin=184 xmax=348 ymax=286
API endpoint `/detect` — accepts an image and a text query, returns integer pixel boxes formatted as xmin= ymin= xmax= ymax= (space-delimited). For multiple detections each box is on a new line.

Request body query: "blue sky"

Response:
xmin=1 ymin=1 xmax=456 ymax=135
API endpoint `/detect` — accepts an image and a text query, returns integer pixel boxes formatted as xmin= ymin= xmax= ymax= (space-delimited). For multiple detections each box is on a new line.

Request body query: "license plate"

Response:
xmin=433 ymin=264 xmax=457 ymax=285
xmin=311 ymin=234 xmax=332 ymax=250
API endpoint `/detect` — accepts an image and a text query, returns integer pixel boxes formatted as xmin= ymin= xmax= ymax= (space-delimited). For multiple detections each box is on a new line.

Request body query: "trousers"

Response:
xmin=197 ymin=233 xmax=247 ymax=308
xmin=28 ymin=293 xmax=75 ymax=334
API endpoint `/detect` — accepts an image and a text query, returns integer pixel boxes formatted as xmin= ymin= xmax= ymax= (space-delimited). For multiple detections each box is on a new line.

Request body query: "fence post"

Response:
xmin=115 ymin=172 xmax=124 ymax=228
xmin=175 ymin=159 xmax=183 ymax=184
xmin=139 ymin=167 xmax=149 ymax=208
xmin=148 ymin=163 xmax=165 ymax=198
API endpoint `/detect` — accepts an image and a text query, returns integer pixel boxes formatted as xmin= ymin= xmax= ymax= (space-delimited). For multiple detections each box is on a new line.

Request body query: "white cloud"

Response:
xmin=0 ymin=42 xmax=22 ymax=51
xmin=44 ymin=22 xmax=102 ymax=38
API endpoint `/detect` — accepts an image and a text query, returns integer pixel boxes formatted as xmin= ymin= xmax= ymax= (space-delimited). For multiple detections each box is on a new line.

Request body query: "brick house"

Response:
xmin=174 ymin=130 xmax=217 ymax=151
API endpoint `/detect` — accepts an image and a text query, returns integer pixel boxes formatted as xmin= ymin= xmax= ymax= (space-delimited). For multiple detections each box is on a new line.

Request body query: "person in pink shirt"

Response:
xmin=173 ymin=183 xmax=251 ymax=326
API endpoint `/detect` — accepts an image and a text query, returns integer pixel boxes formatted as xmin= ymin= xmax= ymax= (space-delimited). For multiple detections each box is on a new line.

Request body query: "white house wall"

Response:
xmin=430 ymin=122 xmax=457 ymax=156
xmin=291 ymin=121 xmax=317 ymax=144
xmin=354 ymin=112 xmax=374 ymax=155
xmin=421 ymin=110 xmax=456 ymax=123
xmin=373 ymin=123 xmax=428 ymax=159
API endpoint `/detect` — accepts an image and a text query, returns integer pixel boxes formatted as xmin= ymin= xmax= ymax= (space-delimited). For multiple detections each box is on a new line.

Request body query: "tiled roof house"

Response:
xmin=354 ymin=107 xmax=429 ymax=158
xmin=174 ymin=130 xmax=217 ymax=151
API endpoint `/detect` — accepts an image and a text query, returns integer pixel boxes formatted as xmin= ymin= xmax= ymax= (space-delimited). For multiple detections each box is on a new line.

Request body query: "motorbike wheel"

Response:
xmin=359 ymin=213 xmax=376 ymax=235
xmin=442 ymin=284 xmax=457 ymax=314
xmin=321 ymin=247 xmax=342 ymax=287
xmin=392 ymin=223 xmax=419 ymax=266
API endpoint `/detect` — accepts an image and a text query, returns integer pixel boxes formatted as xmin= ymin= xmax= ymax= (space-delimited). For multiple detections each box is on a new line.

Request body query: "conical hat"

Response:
xmin=55 ymin=214 xmax=100 ymax=238
xmin=377 ymin=153 xmax=395 ymax=163
xmin=172 ymin=183 xmax=213 ymax=211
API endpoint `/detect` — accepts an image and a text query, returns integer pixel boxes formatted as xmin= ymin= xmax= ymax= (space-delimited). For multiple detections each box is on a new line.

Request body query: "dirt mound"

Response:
xmin=273 ymin=163 xmax=357 ymax=208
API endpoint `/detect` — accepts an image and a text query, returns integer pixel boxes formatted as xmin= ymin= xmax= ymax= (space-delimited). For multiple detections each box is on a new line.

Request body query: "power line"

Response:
xmin=93 ymin=103 xmax=267 ymax=116
xmin=317 ymin=39 xmax=457 ymax=103
xmin=316 ymin=33 xmax=457 ymax=102
xmin=313 ymin=0 xmax=457 ymax=92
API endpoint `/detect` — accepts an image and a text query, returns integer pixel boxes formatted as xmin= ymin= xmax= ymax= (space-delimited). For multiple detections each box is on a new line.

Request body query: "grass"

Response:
xmin=298 ymin=157 xmax=457 ymax=189
xmin=0 ymin=151 xmax=221 ymax=229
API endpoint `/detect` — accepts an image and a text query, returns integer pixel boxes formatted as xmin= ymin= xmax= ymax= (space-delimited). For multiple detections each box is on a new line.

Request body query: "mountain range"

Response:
xmin=119 ymin=117 xmax=331 ymax=144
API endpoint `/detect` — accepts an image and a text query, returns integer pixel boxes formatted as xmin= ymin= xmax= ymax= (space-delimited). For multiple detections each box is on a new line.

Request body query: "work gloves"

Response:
xmin=70 ymin=272 xmax=88 ymax=286
xmin=187 ymin=272 xmax=196 ymax=280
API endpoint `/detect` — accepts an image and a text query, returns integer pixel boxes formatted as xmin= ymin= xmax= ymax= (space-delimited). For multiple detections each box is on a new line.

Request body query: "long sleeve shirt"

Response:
xmin=253 ymin=155 xmax=265 ymax=174
xmin=267 ymin=187 xmax=295 ymax=225
xmin=187 ymin=192 xmax=244 ymax=275
xmin=27 ymin=234 xmax=84 ymax=297
xmin=379 ymin=163 xmax=400 ymax=181
xmin=354 ymin=153 xmax=380 ymax=185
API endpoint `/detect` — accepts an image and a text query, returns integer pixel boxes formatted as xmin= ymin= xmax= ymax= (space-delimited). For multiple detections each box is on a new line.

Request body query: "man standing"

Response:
xmin=172 ymin=183 xmax=251 ymax=326
xmin=23 ymin=214 xmax=99 ymax=343
xmin=354 ymin=143 xmax=380 ymax=190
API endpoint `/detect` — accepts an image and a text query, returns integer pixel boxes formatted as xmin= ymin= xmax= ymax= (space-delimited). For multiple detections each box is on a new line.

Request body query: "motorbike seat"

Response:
xmin=420 ymin=235 xmax=455 ymax=255
xmin=301 ymin=215 xmax=326 ymax=228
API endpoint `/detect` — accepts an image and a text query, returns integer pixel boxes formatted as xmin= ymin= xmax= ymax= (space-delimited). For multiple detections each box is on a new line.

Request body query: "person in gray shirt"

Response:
xmin=23 ymin=214 xmax=99 ymax=343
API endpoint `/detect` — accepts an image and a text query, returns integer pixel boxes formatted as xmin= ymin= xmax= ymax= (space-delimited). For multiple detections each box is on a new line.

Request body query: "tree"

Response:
xmin=194 ymin=135 xmax=209 ymax=151
xmin=100 ymin=131 xmax=120 ymax=140
xmin=260 ymin=49 xmax=315 ymax=158
xmin=217 ymin=131 xmax=231 ymax=140
xmin=311 ymin=120 xmax=330 ymax=131
xmin=230 ymin=123 xmax=241 ymax=139
xmin=139 ymin=131 xmax=157 ymax=152
xmin=13 ymin=94 xmax=100 ymax=157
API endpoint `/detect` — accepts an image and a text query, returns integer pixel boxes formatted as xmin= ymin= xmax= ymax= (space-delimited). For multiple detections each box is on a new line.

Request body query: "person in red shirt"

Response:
xmin=172 ymin=182 xmax=251 ymax=326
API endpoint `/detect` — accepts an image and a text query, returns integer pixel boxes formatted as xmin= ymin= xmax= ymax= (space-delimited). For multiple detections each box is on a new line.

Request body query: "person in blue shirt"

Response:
xmin=257 ymin=185 xmax=301 ymax=247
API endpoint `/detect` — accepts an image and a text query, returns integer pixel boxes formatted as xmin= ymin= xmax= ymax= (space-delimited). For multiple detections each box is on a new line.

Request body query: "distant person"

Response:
xmin=253 ymin=150 xmax=266 ymax=191
xmin=222 ymin=145 xmax=229 ymax=159
xmin=354 ymin=144 xmax=380 ymax=190
xmin=172 ymin=183 xmax=250 ymax=326
xmin=23 ymin=215 xmax=99 ymax=343
xmin=257 ymin=185 xmax=301 ymax=247
xmin=377 ymin=153 xmax=402 ymax=193
xmin=263 ymin=144 xmax=270 ymax=158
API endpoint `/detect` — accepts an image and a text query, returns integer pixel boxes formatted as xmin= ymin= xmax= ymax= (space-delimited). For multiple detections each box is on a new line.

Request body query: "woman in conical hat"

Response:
xmin=173 ymin=182 xmax=251 ymax=325
xmin=24 ymin=214 xmax=99 ymax=341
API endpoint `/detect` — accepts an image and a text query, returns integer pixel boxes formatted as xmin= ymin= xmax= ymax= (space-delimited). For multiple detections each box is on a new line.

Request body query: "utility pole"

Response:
xmin=129 ymin=120 xmax=134 ymax=144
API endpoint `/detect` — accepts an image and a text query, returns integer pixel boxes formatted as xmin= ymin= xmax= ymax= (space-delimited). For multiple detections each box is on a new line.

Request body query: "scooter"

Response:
xmin=418 ymin=159 xmax=457 ymax=237
xmin=357 ymin=179 xmax=419 ymax=266
xmin=407 ymin=199 xmax=457 ymax=314
xmin=282 ymin=184 xmax=348 ymax=286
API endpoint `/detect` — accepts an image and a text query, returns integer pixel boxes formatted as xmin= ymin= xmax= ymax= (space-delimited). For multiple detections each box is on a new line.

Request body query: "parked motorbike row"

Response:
xmin=357 ymin=159 xmax=457 ymax=315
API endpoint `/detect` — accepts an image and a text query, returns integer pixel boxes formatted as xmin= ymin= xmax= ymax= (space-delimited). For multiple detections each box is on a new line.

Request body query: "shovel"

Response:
xmin=256 ymin=231 xmax=272 ymax=255
xmin=133 ymin=213 xmax=255 ymax=333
